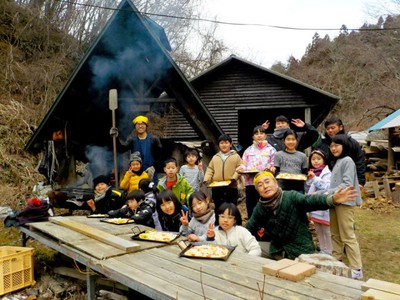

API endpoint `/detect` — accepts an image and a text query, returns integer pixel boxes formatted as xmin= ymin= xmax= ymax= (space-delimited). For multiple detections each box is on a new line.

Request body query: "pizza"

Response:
xmin=105 ymin=218 xmax=134 ymax=224
xmin=87 ymin=214 xmax=109 ymax=218
xmin=138 ymin=231 xmax=178 ymax=242
xmin=184 ymin=244 xmax=229 ymax=258
xmin=209 ymin=180 xmax=231 ymax=187
xmin=276 ymin=173 xmax=307 ymax=181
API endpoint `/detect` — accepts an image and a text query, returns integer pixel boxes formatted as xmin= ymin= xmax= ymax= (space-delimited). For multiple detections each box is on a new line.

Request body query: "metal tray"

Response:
xmin=209 ymin=180 xmax=231 ymax=188
xmin=87 ymin=214 xmax=109 ymax=218
xmin=100 ymin=218 xmax=135 ymax=225
xmin=276 ymin=173 xmax=307 ymax=181
xmin=179 ymin=242 xmax=236 ymax=261
xmin=130 ymin=227 xmax=180 ymax=243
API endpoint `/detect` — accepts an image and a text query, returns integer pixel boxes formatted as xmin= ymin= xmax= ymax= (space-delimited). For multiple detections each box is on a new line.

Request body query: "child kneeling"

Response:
xmin=108 ymin=190 xmax=155 ymax=227
xmin=207 ymin=202 xmax=261 ymax=256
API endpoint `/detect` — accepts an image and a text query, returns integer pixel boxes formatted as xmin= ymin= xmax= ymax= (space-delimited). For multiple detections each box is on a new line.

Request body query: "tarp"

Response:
xmin=368 ymin=108 xmax=400 ymax=131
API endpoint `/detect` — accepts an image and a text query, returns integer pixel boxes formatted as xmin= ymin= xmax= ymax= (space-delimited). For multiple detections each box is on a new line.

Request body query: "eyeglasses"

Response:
xmin=219 ymin=214 xmax=235 ymax=220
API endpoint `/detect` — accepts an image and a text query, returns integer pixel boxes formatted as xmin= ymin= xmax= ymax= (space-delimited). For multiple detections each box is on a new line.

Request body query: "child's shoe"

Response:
xmin=350 ymin=269 xmax=363 ymax=280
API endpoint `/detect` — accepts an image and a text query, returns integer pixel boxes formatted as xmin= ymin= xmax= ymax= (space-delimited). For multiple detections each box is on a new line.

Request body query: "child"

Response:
xmin=305 ymin=149 xmax=333 ymax=255
xmin=180 ymin=191 xmax=215 ymax=242
xmin=156 ymin=190 xmax=189 ymax=232
xmin=179 ymin=148 xmax=204 ymax=191
xmin=86 ymin=175 xmax=125 ymax=214
xmin=107 ymin=190 xmax=155 ymax=227
xmin=274 ymin=130 xmax=308 ymax=192
xmin=329 ymin=134 xmax=363 ymax=279
xmin=238 ymin=125 xmax=276 ymax=219
xmin=204 ymin=134 xmax=242 ymax=209
xmin=207 ymin=202 xmax=261 ymax=256
xmin=120 ymin=151 xmax=149 ymax=193
xmin=139 ymin=179 xmax=162 ymax=230
xmin=157 ymin=158 xmax=193 ymax=208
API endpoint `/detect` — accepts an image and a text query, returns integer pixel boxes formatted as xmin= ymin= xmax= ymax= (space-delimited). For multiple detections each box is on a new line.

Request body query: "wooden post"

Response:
xmin=388 ymin=128 xmax=395 ymax=173
xmin=372 ymin=181 xmax=380 ymax=199
xmin=393 ymin=182 xmax=400 ymax=204
xmin=383 ymin=178 xmax=392 ymax=200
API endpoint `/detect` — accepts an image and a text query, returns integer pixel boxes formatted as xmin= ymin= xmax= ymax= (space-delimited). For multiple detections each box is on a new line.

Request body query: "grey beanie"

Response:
xmin=130 ymin=151 xmax=142 ymax=164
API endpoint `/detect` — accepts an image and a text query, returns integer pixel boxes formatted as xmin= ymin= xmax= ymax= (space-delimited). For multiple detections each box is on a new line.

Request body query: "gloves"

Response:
xmin=110 ymin=127 xmax=119 ymax=137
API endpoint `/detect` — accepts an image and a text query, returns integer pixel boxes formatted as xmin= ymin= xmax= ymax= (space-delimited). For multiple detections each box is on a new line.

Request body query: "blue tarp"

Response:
xmin=368 ymin=108 xmax=400 ymax=131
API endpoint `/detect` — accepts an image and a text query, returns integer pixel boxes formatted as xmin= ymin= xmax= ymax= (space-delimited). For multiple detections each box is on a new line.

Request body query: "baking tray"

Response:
xmin=130 ymin=227 xmax=180 ymax=243
xmin=209 ymin=180 xmax=231 ymax=188
xmin=179 ymin=242 xmax=236 ymax=261
xmin=100 ymin=218 xmax=135 ymax=225
xmin=276 ymin=173 xmax=307 ymax=181
xmin=238 ymin=170 xmax=260 ymax=174
xmin=87 ymin=214 xmax=109 ymax=218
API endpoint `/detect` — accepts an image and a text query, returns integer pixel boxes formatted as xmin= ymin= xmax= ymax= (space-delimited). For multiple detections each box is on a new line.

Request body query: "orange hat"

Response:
xmin=253 ymin=171 xmax=275 ymax=185
xmin=132 ymin=115 xmax=148 ymax=125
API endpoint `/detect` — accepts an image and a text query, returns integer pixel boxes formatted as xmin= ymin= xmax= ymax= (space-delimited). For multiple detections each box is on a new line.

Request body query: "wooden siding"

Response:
xmin=162 ymin=57 xmax=337 ymax=146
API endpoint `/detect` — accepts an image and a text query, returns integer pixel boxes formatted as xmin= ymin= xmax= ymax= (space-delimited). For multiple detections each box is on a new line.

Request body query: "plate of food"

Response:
xmin=131 ymin=228 xmax=180 ymax=243
xmin=100 ymin=218 xmax=135 ymax=225
xmin=276 ymin=173 xmax=307 ymax=181
xmin=87 ymin=214 xmax=109 ymax=218
xmin=179 ymin=242 xmax=235 ymax=260
xmin=209 ymin=180 xmax=231 ymax=188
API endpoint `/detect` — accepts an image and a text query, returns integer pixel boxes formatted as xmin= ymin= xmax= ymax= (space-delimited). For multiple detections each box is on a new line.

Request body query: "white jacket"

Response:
xmin=213 ymin=225 xmax=261 ymax=256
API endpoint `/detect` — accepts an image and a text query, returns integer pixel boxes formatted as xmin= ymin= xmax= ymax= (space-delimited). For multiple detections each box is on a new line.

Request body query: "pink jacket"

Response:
xmin=240 ymin=141 xmax=276 ymax=186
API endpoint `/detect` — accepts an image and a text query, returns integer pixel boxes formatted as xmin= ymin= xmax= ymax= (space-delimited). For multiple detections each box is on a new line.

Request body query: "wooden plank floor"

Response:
xmin=22 ymin=217 xmax=363 ymax=300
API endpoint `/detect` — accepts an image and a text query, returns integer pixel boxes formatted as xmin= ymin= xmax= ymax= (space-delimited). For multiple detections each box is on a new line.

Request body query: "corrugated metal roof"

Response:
xmin=368 ymin=108 xmax=400 ymax=131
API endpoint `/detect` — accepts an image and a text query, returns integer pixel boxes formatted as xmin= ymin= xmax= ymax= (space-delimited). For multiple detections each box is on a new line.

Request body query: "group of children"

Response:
xmin=84 ymin=114 xmax=363 ymax=278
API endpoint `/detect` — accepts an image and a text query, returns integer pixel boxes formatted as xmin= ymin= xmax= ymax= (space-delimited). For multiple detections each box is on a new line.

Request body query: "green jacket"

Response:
xmin=157 ymin=174 xmax=193 ymax=207
xmin=246 ymin=190 xmax=334 ymax=259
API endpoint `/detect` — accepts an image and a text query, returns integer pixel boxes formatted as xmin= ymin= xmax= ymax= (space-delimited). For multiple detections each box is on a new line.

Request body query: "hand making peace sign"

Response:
xmin=180 ymin=209 xmax=189 ymax=226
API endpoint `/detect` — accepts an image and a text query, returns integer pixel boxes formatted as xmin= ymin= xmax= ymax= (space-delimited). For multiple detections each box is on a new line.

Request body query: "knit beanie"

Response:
xmin=130 ymin=151 xmax=142 ymax=164
xmin=93 ymin=175 xmax=109 ymax=187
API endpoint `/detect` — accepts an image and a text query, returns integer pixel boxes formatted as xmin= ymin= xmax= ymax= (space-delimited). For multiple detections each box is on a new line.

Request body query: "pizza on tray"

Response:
xmin=87 ymin=214 xmax=109 ymax=218
xmin=209 ymin=180 xmax=231 ymax=187
xmin=184 ymin=244 xmax=229 ymax=258
xmin=138 ymin=231 xmax=178 ymax=242
xmin=104 ymin=218 xmax=134 ymax=224
xmin=276 ymin=173 xmax=307 ymax=181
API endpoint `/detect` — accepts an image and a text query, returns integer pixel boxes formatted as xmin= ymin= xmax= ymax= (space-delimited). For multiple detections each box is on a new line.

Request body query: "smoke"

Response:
xmin=84 ymin=144 xmax=115 ymax=178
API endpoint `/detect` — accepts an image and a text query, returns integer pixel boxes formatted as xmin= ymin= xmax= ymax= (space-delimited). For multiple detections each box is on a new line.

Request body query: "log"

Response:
xmin=393 ymin=182 xmax=400 ymax=204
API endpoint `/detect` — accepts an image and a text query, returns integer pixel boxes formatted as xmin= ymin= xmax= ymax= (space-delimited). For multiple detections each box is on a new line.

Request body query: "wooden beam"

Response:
xmin=49 ymin=217 xmax=140 ymax=252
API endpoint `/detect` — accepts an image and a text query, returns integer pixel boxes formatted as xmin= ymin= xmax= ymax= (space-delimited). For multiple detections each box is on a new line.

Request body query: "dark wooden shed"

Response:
xmin=25 ymin=0 xmax=223 ymax=159
xmin=162 ymin=55 xmax=339 ymax=150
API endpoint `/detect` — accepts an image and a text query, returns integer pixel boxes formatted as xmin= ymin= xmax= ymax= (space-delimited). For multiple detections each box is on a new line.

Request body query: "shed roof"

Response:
xmin=25 ymin=0 xmax=223 ymax=156
xmin=162 ymin=55 xmax=339 ymax=145
xmin=368 ymin=108 xmax=400 ymax=131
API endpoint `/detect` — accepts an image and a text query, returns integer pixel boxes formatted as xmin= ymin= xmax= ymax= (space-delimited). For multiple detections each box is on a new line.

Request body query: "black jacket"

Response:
xmin=267 ymin=123 xmax=320 ymax=152
xmin=314 ymin=133 xmax=366 ymax=185
xmin=108 ymin=199 xmax=155 ymax=227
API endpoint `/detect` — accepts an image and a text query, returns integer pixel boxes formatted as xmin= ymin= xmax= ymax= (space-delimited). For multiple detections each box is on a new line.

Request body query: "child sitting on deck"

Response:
xmin=207 ymin=202 xmax=261 ymax=256
xmin=86 ymin=175 xmax=125 ymax=214
xmin=156 ymin=190 xmax=189 ymax=232
xmin=107 ymin=190 xmax=155 ymax=227
xmin=180 ymin=191 xmax=215 ymax=242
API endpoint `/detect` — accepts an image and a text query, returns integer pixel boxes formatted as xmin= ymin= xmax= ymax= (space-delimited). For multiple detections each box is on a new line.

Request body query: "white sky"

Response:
xmin=202 ymin=0 xmax=394 ymax=67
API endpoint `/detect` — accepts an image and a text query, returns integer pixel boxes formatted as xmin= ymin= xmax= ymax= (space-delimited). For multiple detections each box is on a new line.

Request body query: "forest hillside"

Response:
xmin=272 ymin=16 xmax=400 ymax=130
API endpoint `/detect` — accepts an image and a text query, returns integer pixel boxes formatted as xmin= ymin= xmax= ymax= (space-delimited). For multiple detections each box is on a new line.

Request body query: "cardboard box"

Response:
xmin=277 ymin=262 xmax=316 ymax=282
xmin=262 ymin=258 xmax=297 ymax=276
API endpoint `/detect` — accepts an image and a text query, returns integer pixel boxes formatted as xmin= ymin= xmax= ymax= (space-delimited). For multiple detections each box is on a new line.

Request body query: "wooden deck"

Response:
xmin=19 ymin=216 xmax=364 ymax=299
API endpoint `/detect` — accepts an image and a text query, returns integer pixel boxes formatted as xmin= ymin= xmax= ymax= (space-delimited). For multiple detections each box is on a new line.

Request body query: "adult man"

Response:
xmin=111 ymin=115 xmax=162 ymax=182
xmin=262 ymin=115 xmax=320 ymax=152
xmin=314 ymin=116 xmax=365 ymax=186
xmin=245 ymin=171 xmax=358 ymax=259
